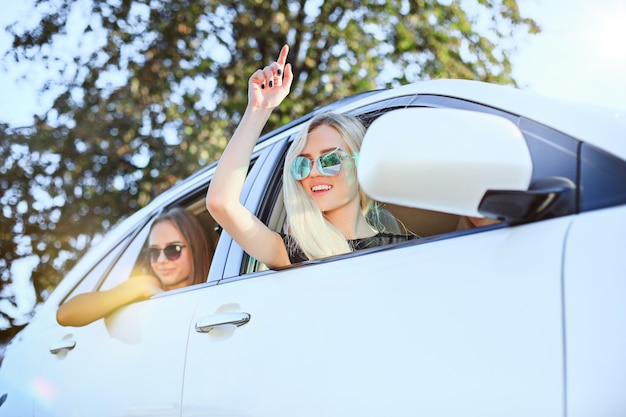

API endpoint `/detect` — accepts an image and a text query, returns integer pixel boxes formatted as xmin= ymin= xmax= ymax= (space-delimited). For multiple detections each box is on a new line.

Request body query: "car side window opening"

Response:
xmin=70 ymin=188 xmax=218 ymax=298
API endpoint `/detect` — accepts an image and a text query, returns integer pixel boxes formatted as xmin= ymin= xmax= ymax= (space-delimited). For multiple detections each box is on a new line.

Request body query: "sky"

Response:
xmin=1 ymin=0 xmax=626 ymax=322
xmin=511 ymin=0 xmax=626 ymax=111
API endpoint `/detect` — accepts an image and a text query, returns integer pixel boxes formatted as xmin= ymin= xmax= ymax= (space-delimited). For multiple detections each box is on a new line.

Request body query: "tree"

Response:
xmin=0 ymin=0 xmax=539 ymax=345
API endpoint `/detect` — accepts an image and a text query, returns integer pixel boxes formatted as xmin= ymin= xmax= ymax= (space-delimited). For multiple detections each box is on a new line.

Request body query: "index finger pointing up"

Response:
xmin=276 ymin=44 xmax=289 ymax=69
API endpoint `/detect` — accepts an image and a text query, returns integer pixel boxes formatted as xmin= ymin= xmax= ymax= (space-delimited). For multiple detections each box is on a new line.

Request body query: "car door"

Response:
xmin=33 ymin=213 xmax=210 ymax=417
xmin=181 ymin=218 xmax=568 ymax=417
xmin=180 ymin=120 xmax=567 ymax=416
xmin=27 ymin=143 xmax=275 ymax=416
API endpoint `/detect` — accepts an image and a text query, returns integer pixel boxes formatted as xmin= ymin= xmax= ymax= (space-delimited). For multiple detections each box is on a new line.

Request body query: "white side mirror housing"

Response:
xmin=358 ymin=108 xmax=533 ymax=218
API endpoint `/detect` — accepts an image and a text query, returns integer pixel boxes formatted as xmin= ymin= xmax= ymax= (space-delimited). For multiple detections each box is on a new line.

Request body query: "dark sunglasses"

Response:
xmin=148 ymin=244 xmax=186 ymax=263
xmin=290 ymin=147 xmax=356 ymax=181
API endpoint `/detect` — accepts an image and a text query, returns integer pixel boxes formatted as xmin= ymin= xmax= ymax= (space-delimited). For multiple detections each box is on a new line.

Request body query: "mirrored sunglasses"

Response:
xmin=148 ymin=244 xmax=186 ymax=263
xmin=290 ymin=147 xmax=356 ymax=181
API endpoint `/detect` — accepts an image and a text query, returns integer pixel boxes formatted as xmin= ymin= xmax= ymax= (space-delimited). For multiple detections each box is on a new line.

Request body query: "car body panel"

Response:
xmin=32 ymin=289 xmax=206 ymax=417
xmin=0 ymin=237 xmax=133 ymax=416
xmin=563 ymin=205 xmax=626 ymax=416
xmin=181 ymin=219 xmax=569 ymax=417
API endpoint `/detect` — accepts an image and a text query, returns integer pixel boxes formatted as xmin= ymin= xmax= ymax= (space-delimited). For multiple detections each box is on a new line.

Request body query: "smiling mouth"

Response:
xmin=311 ymin=184 xmax=332 ymax=192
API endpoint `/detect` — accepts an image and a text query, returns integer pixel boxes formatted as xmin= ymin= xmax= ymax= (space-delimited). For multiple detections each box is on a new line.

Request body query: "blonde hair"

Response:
xmin=283 ymin=112 xmax=377 ymax=260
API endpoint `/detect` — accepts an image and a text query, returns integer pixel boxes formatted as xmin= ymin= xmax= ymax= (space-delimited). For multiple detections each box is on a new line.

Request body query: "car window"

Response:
xmin=97 ymin=214 xmax=155 ymax=291
xmin=96 ymin=195 xmax=221 ymax=292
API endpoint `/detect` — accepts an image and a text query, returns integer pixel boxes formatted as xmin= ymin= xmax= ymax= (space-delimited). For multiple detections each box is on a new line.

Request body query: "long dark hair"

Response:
xmin=150 ymin=207 xmax=212 ymax=285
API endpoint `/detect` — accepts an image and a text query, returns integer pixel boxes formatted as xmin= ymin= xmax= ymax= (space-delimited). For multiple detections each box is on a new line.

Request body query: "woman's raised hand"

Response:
xmin=248 ymin=44 xmax=293 ymax=109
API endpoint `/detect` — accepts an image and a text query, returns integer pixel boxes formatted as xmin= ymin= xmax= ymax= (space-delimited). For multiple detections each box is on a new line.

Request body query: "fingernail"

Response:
xmin=269 ymin=80 xmax=273 ymax=87
xmin=277 ymin=69 xmax=282 ymax=75
xmin=261 ymin=84 xmax=265 ymax=89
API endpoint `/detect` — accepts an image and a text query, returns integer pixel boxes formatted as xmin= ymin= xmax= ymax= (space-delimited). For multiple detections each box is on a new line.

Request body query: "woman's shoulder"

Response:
xmin=280 ymin=233 xmax=307 ymax=264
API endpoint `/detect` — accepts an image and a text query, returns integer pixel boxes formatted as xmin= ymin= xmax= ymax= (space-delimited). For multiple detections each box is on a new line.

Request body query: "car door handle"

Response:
xmin=49 ymin=339 xmax=77 ymax=354
xmin=195 ymin=312 xmax=251 ymax=333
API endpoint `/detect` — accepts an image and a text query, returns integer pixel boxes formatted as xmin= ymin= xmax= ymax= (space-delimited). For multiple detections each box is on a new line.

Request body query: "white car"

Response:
xmin=1 ymin=79 xmax=625 ymax=417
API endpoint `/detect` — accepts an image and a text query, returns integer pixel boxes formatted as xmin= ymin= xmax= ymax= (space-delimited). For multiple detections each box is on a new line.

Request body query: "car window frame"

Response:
xmin=96 ymin=186 xmax=227 ymax=295
xmin=219 ymin=97 xmax=447 ymax=279
xmin=411 ymin=94 xmax=581 ymax=209
xmin=215 ymin=92 xmax=591 ymax=282
xmin=96 ymin=212 xmax=158 ymax=292
xmin=59 ymin=234 xmax=134 ymax=305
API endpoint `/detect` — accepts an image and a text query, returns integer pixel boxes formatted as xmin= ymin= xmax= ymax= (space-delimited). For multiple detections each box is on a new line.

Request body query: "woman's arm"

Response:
xmin=206 ymin=45 xmax=293 ymax=269
xmin=56 ymin=275 xmax=163 ymax=327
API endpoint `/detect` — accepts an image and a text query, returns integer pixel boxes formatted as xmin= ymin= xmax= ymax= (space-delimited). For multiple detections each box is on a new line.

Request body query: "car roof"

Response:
xmin=331 ymin=79 xmax=626 ymax=162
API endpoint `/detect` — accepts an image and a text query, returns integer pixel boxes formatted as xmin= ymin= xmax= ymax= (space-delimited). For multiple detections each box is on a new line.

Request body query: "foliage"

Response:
xmin=0 ymin=0 xmax=539 ymax=344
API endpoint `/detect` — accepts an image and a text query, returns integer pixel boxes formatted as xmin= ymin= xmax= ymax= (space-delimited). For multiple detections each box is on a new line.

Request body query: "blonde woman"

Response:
xmin=206 ymin=45 xmax=415 ymax=268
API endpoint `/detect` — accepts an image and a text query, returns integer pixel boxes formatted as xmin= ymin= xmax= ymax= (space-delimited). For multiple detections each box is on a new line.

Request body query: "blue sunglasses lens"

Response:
xmin=291 ymin=156 xmax=311 ymax=180
xmin=318 ymin=152 xmax=342 ymax=176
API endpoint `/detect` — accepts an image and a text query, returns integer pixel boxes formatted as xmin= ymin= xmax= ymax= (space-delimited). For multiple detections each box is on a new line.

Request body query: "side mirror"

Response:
xmin=358 ymin=108 xmax=533 ymax=219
